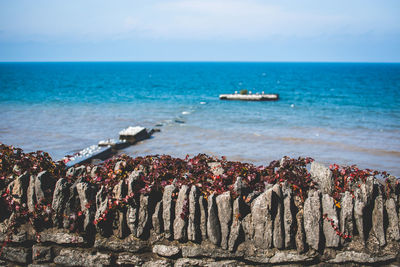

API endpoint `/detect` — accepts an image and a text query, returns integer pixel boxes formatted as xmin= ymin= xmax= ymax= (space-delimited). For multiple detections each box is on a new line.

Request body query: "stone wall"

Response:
xmin=1 ymin=162 xmax=400 ymax=266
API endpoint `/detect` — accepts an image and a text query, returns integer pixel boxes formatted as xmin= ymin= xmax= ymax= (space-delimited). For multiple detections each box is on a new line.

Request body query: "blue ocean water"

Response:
xmin=1 ymin=62 xmax=399 ymax=176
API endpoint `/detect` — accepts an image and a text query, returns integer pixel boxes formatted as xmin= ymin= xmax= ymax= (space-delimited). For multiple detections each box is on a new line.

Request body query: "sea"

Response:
xmin=1 ymin=62 xmax=399 ymax=176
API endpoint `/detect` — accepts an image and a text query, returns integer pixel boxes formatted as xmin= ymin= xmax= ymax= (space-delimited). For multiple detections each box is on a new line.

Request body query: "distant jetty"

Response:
xmin=220 ymin=90 xmax=279 ymax=101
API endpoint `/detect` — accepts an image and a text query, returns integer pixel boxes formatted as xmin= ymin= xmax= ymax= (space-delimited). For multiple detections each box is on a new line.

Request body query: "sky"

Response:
xmin=0 ymin=0 xmax=399 ymax=62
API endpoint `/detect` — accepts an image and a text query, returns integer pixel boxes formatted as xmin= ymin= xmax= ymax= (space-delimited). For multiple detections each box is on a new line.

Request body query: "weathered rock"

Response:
xmin=76 ymin=182 xmax=97 ymax=232
xmin=127 ymin=200 xmax=140 ymax=236
xmin=322 ymin=194 xmax=340 ymax=247
xmin=114 ymin=210 xmax=129 ymax=239
xmin=111 ymin=180 xmax=129 ymax=238
xmin=27 ymin=175 xmax=36 ymax=212
xmin=127 ymin=170 xmax=142 ymax=195
xmin=359 ymin=176 xmax=382 ymax=244
xmin=54 ymin=248 xmax=111 ymax=266
xmin=94 ymin=235 xmax=147 ymax=253
xmin=199 ymin=194 xmax=208 ymax=240
xmin=114 ymin=160 xmax=126 ymax=172
xmin=396 ymin=195 xmax=400 ymax=232
xmin=0 ymin=218 xmax=9 ymax=234
xmin=206 ymin=260 xmax=242 ymax=267
xmin=310 ymin=162 xmax=333 ymax=194
xmin=386 ymin=175 xmax=399 ymax=201
xmin=126 ymin=173 xmax=142 ymax=236
xmin=11 ymin=172 xmax=30 ymax=203
xmin=35 ymin=171 xmax=56 ymax=203
xmin=181 ymin=245 xmax=205 ymax=258
xmin=153 ymin=244 xmax=181 ymax=257
xmin=90 ymin=166 xmax=99 ymax=178
xmin=6 ymin=180 xmax=14 ymax=197
xmin=137 ymin=194 xmax=150 ymax=238
xmin=141 ymin=192 xmax=161 ymax=239
xmin=372 ymin=189 xmax=386 ymax=246
xmin=216 ymin=191 xmax=232 ymax=249
xmin=116 ymin=252 xmax=143 ymax=265
xmin=175 ymin=258 xmax=208 ymax=267
xmin=32 ymin=245 xmax=52 ymax=263
xmin=63 ymin=178 xmax=83 ymax=230
xmin=142 ymin=259 xmax=172 ymax=267
xmin=66 ymin=167 xmax=75 ymax=178
xmin=340 ymin=191 xmax=353 ymax=244
xmin=40 ymin=229 xmax=85 ymax=244
xmin=0 ymin=229 xmax=27 ymax=243
xmin=74 ymin=166 xmax=87 ymax=178
xmin=174 ymin=185 xmax=190 ymax=241
xmin=113 ymin=179 xmax=127 ymax=200
xmin=269 ymin=251 xmax=316 ymax=264
xmin=282 ymin=183 xmax=294 ymax=248
xmin=94 ymin=186 xmax=112 ymax=235
xmin=272 ymin=184 xmax=284 ymax=249
xmin=246 ymin=191 xmax=262 ymax=203
xmin=207 ymin=193 xmax=221 ymax=245
xmin=162 ymin=184 xmax=177 ymax=239
xmin=366 ymin=235 xmax=381 ymax=255
xmin=95 ymin=186 xmax=107 ymax=223
xmin=51 ymin=178 xmax=70 ymax=227
xmin=327 ymin=251 xmax=396 ymax=264
xmin=354 ymin=177 xmax=376 ymax=241
xmin=233 ymin=176 xmax=246 ymax=195
xmin=152 ymin=200 xmax=163 ymax=234
xmin=188 ymin=185 xmax=200 ymax=242
xmin=181 ymin=245 xmax=243 ymax=259
xmin=12 ymin=164 xmax=21 ymax=174
xmin=304 ymin=190 xmax=321 ymax=250
xmin=386 ymin=198 xmax=400 ymax=241
xmin=251 ymin=189 xmax=273 ymax=248
xmin=228 ymin=197 xmax=245 ymax=251
xmin=208 ymin=162 xmax=224 ymax=176
xmin=242 ymin=213 xmax=254 ymax=241
xmin=0 ymin=246 xmax=31 ymax=264
xmin=244 ymin=253 xmax=274 ymax=264
xmin=365 ymin=176 xmax=377 ymax=202
xmin=28 ymin=263 xmax=52 ymax=267
xmin=354 ymin=186 xmax=366 ymax=241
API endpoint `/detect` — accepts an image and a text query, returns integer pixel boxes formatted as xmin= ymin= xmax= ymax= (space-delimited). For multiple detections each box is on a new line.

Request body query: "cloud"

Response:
xmin=0 ymin=0 xmax=399 ymax=43
xmin=116 ymin=0 xmax=390 ymax=41
xmin=129 ymin=0 xmax=340 ymax=40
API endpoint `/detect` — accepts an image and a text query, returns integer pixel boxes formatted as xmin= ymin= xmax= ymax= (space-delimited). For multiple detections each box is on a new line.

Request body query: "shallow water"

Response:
xmin=1 ymin=62 xmax=399 ymax=175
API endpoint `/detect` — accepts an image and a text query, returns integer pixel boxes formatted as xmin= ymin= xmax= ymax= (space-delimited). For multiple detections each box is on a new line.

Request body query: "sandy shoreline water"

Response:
xmin=1 ymin=62 xmax=399 ymax=176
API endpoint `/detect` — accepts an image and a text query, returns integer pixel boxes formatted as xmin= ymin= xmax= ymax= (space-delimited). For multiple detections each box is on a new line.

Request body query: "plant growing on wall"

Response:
xmin=0 ymin=143 xmax=398 ymax=249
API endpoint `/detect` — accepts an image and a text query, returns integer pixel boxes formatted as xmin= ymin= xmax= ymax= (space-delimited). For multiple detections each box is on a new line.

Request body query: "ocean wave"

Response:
xmin=278 ymin=136 xmax=400 ymax=157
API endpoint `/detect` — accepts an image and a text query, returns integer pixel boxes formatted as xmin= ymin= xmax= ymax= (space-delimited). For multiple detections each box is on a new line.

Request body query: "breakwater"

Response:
xmin=0 ymin=147 xmax=399 ymax=266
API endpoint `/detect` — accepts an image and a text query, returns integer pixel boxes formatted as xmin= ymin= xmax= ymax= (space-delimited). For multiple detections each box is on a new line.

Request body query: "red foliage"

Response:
xmin=0 ymin=143 xmax=397 ymax=247
xmin=329 ymin=164 xmax=391 ymax=201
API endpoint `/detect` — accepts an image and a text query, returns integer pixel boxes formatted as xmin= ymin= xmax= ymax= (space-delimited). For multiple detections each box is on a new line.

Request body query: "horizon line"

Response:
xmin=0 ymin=60 xmax=399 ymax=64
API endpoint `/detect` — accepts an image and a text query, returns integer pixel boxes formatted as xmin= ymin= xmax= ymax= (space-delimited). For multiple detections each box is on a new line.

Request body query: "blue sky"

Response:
xmin=0 ymin=0 xmax=399 ymax=62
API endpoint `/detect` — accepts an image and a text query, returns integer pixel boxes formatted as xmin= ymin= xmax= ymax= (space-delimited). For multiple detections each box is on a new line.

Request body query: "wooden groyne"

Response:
xmin=64 ymin=126 xmax=151 ymax=167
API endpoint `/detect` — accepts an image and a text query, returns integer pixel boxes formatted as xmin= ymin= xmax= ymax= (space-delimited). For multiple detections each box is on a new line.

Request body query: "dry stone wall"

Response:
xmin=1 ymin=162 xmax=400 ymax=266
